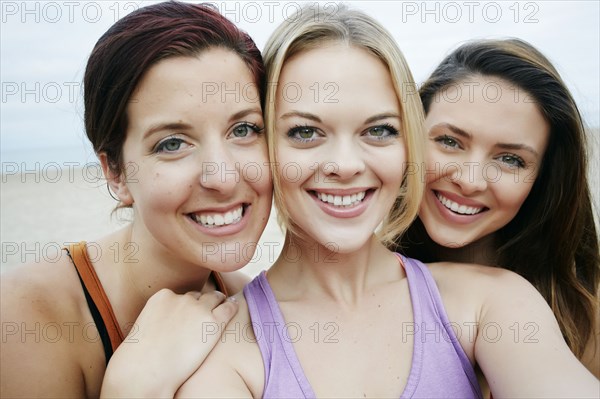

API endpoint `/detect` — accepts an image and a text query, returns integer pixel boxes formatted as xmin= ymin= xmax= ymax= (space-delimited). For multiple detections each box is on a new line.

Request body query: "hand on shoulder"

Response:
xmin=101 ymin=289 xmax=238 ymax=398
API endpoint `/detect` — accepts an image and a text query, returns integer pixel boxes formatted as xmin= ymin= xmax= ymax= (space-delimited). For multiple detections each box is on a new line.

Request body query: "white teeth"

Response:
xmin=436 ymin=193 xmax=484 ymax=215
xmin=191 ymin=205 xmax=243 ymax=227
xmin=316 ymin=191 xmax=367 ymax=208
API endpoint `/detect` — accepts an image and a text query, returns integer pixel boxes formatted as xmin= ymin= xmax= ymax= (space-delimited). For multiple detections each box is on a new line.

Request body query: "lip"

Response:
xmin=309 ymin=188 xmax=374 ymax=219
xmin=434 ymin=190 xmax=487 ymax=208
xmin=188 ymin=202 xmax=246 ymax=214
xmin=310 ymin=187 xmax=371 ymax=196
xmin=430 ymin=190 xmax=488 ymax=225
xmin=186 ymin=203 xmax=251 ymax=237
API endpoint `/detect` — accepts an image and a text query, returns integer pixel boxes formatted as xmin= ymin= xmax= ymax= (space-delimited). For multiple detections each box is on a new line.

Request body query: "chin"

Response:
xmin=321 ymin=235 xmax=372 ymax=255
xmin=427 ymin=228 xmax=473 ymax=249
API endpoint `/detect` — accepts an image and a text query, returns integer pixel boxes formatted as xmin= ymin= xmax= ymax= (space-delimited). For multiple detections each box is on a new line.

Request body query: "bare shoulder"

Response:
xmin=176 ymin=292 xmax=264 ymax=398
xmin=1 ymin=255 xmax=84 ymax=326
xmin=1 ymin=256 xmax=102 ymax=397
xmin=428 ymin=261 xmax=539 ymax=300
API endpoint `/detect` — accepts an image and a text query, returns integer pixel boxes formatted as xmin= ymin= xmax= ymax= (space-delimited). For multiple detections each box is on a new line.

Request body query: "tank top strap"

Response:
xmin=397 ymin=254 xmax=482 ymax=397
xmin=67 ymin=242 xmax=124 ymax=352
xmin=244 ymin=271 xmax=316 ymax=398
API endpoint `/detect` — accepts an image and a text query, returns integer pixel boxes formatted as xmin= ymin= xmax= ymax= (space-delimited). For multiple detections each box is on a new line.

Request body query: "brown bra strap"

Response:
xmin=68 ymin=242 xmax=229 ymax=354
xmin=68 ymin=242 xmax=124 ymax=351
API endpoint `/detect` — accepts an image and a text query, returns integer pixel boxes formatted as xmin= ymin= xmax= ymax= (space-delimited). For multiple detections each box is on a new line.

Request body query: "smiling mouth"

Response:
xmin=311 ymin=190 xmax=371 ymax=208
xmin=188 ymin=204 xmax=246 ymax=228
xmin=435 ymin=192 xmax=487 ymax=215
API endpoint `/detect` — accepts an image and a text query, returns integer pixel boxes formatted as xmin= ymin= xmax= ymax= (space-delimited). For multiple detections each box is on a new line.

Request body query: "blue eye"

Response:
xmin=498 ymin=154 xmax=525 ymax=168
xmin=155 ymin=137 xmax=187 ymax=153
xmin=364 ymin=124 xmax=399 ymax=140
xmin=287 ymin=125 xmax=319 ymax=143
xmin=434 ymin=135 xmax=461 ymax=149
xmin=230 ymin=122 xmax=263 ymax=139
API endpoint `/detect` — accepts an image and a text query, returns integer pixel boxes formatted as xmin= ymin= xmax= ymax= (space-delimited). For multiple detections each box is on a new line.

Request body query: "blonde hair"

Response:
xmin=263 ymin=3 xmax=425 ymax=244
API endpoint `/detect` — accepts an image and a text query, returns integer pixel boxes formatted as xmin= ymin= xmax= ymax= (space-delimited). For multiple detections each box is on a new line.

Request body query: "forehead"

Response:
xmin=275 ymin=44 xmax=400 ymax=115
xmin=426 ymin=76 xmax=549 ymax=150
xmin=130 ymin=49 xmax=259 ymax=109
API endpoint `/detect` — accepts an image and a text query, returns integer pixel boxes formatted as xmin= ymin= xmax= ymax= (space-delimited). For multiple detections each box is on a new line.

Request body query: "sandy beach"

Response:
xmin=0 ymin=165 xmax=284 ymax=277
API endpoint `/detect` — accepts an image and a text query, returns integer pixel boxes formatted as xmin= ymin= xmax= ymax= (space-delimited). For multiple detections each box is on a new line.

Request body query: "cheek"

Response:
xmin=378 ymin=145 xmax=407 ymax=186
xmin=249 ymin=163 xmax=273 ymax=197
xmin=134 ymin=164 xmax=196 ymax=212
xmin=494 ymin=178 xmax=534 ymax=214
xmin=275 ymin=147 xmax=314 ymax=187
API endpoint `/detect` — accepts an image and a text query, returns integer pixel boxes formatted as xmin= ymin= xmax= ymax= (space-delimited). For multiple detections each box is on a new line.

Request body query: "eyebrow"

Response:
xmin=364 ymin=113 xmax=401 ymax=124
xmin=143 ymin=107 xmax=262 ymax=139
xmin=431 ymin=123 xmax=540 ymax=157
xmin=496 ymin=143 xmax=540 ymax=157
xmin=279 ymin=111 xmax=322 ymax=123
xmin=279 ymin=111 xmax=400 ymax=125
xmin=229 ymin=107 xmax=262 ymax=123
xmin=143 ymin=122 xmax=192 ymax=139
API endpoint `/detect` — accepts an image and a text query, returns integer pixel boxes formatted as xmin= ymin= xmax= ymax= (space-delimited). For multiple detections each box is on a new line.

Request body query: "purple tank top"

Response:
xmin=243 ymin=254 xmax=483 ymax=398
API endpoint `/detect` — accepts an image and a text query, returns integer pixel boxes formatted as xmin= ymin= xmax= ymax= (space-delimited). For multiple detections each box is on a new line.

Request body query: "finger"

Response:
xmin=211 ymin=297 xmax=239 ymax=324
xmin=184 ymin=291 xmax=203 ymax=300
xmin=196 ymin=290 xmax=226 ymax=308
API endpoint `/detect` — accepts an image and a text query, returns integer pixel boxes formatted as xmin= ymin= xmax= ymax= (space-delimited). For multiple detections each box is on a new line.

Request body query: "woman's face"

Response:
xmin=115 ymin=48 xmax=272 ymax=271
xmin=274 ymin=44 xmax=406 ymax=253
xmin=419 ymin=75 xmax=549 ymax=248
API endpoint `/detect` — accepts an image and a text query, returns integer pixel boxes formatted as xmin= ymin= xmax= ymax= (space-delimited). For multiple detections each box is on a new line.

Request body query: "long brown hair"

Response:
xmin=396 ymin=38 xmax=599 ymax=357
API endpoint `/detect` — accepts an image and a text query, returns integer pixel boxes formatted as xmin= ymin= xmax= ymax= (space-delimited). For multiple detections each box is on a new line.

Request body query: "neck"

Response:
xmin=268 ymin=233 xmax=402 ymax=307
xmin=97 ymin=225 xmax=212 ymax=315
xmin=430 ymin=234 xmax=499 ymax=266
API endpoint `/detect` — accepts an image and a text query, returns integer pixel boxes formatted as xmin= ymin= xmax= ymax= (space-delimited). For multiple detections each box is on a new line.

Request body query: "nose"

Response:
xmin=449 ymin=160 xmax=488 ymax=195
xmin=199 ymin=142 xmax=239 ymax=195
xmin=322 ymin=136 xmax=366 ymax=181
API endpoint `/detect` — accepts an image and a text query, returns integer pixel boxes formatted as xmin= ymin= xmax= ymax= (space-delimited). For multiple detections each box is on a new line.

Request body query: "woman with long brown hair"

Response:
xmin=394 ymin=38 xmax=599 ymax=383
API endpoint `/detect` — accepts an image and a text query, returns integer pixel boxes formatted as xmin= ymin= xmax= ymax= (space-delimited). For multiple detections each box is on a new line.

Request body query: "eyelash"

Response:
xmin=229 ymin=122 xmax=264 ymax=139
xmin=152 ymin=122 xmax=264 ymax=154
xmin=153 ymin=136 xmax=187 ymax=153
xmin=287 ymin=124 xmax=320 ymax=143
xmin=434 ymin=135 xmax=526 ymax=168
xmin=497 ymin=154 xmax=526 ymax=168
xmin=364 ymin=123 xmax=400 ymax=140
xmin=434 ymin=134 xmax=461 ymax=149
xmin=287 ymin=123 xmax=400 ymax=143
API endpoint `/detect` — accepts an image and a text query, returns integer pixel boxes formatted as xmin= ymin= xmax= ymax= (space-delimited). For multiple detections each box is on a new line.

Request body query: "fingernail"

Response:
xmin=226 ymin=296 xmax=238 ymax=303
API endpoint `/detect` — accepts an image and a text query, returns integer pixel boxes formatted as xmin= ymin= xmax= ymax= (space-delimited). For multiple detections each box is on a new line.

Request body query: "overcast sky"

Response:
xmin=1 ymin=1 xmax=599 ymax=168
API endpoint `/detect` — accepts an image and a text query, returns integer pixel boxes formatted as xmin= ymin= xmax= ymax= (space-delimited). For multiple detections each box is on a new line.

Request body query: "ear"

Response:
xmin=98 ymin=153 xmax=134 ymax=205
